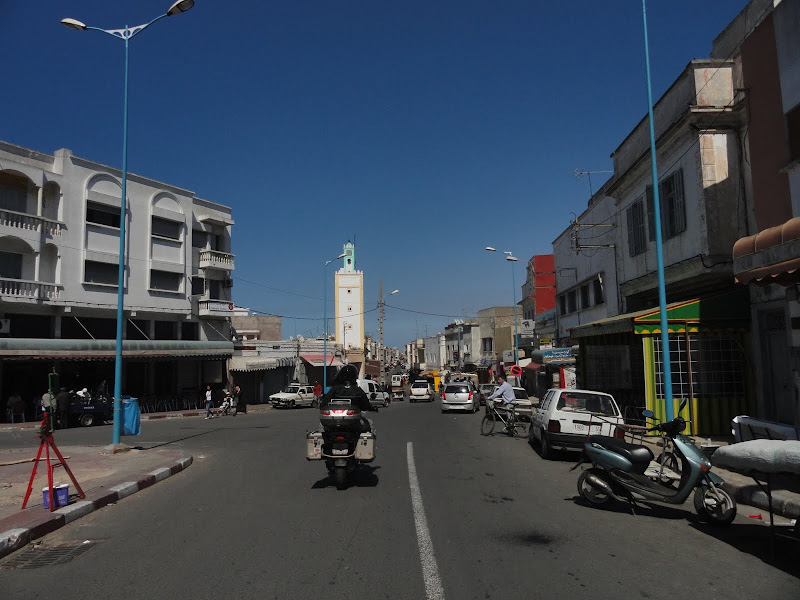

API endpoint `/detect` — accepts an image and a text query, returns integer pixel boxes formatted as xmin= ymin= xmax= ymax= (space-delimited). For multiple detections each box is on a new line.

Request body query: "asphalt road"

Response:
xmin=1 ymin=401 xmax=797 ymax=599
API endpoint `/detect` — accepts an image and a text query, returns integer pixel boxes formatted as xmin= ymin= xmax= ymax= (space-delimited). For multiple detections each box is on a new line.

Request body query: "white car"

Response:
xmin=409 ymin=380 xmax=434 ymax=403
xmin=529 ymin=388 xmax=624 ymax=459
xmin=269 ymin=384 xmax=317 ymax=408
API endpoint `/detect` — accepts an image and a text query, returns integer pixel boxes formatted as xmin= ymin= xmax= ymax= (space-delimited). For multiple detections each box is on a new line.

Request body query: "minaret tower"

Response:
xmin=334 ymin=241 xmax=364 ymax=350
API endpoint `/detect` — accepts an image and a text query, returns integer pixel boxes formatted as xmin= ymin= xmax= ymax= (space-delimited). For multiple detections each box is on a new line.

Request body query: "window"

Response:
xmin=152 ymin=217 xmax=181 ymax=240
xmin=86 ymin=201 xmax=120 ymax=228
xmin=626 ymin=198 xmax=646 ymax=256
xmin=0 ymin=184 xmax=26 ymax=213
xmin=154 ymin=320 xmax=176 ymax=340
xmin=580 ymin=285 xmax=590 ymax=309
xmin=567 ymin=290 xmax=577 ymax=313
xmin=191 ymin=276 xmax=205 ymax=296
xmin=481 ymin=337 xmax=493 ymax=352
xmin=646 ymin=170 xmax=686 ymax=241
xmin=0 ymin=251 xmax=23 ymax=279
xmin=787 ymin=102 xmax=800 ymax=163
xmin=150 ymin=270 xmax=182 ymax=292
xmin=84 ymin=260 xmax=118 ymax=285
xmin=559 ymin=295 xmax=567 ymax=316
xmin=181 ymin=321 xmax=199 ymax=341
xmin=192 ymin=230 xmax=207 ymax=249
xmin=593 ymin=279 xmax=604 ymax=305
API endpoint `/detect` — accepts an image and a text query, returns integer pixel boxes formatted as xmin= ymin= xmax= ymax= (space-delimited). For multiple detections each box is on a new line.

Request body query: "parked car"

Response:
xmin=441 ymin=382 xmax=480 ymax=413
xmin=479 ymin=383 xmax=498 ymax=406
xmin=269 ymin=384 xmax=317 ymax=408
xmin=529 ymin=388 xmax=624 ymax=459
xmin=410 ymin=380 xmax=434 ymax=403
xmin=357 ymin=379 xmax=390 ymax=408
xmin=486 ymin=387 xmax=532 ymax=419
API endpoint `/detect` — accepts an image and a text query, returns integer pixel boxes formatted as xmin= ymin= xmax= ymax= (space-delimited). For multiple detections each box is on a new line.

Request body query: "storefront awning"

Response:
xmin=570 ymin=291 xmax=750 ymax=339
xmin=0 ymin=339 xmax=234 ymax=360
xmin=300 ymin=353 xmax=343 ymax=367
xmin=228 ymin=357 xmax=277 ymax=372
xmin=733 ymin=216 xmax=800 ymax=285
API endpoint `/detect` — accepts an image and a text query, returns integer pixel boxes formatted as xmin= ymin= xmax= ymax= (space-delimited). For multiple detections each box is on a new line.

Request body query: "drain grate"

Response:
xmin=1 ymin=541 xmax=97 ymax=570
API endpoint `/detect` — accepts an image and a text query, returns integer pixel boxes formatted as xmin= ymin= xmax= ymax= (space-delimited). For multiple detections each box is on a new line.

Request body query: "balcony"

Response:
xmin=0 ymin=208 xmax=64 ymax=236
xmin=198 ymin=249 xmax=235 ymax=272
xmin=0 ymin=278 xmax=62 ymax=301
xmin=197 ymin=299 xmax=235 ymax=318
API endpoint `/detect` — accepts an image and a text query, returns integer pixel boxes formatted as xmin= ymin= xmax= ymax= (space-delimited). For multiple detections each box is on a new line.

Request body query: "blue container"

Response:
xmin=122 ymin=397 xmax=141 ymax=436
xmin=42 ymin=486 xmax=51 ymax=509
xmin=42 ymin=484 xmax=69 ymax=509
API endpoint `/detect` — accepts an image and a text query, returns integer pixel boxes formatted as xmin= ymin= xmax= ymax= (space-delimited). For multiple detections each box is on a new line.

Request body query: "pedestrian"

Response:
xmin=40 ymin=391 xmax=55 ymax=421
xmin=234 ymin=384 xmax=245 ymax=414
xmin=204 ymin=385 xmax=213 ymax=419
xmin=7 ymin=392 xmax=24 ymax=423
xmin=96 ymin=379 xmax=109 ymax=400
xmin=55 ymin=387 xmax=71 ymax=429
xmin=312 ymin=380 xmax=322 ymax=407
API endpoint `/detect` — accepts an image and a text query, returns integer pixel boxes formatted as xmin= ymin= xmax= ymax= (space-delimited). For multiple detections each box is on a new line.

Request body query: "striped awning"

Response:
xmin=0 ymin=339 xmax=234 ymax=360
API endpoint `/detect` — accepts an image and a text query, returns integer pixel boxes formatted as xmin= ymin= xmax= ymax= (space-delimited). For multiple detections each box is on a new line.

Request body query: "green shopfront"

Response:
xmin=570 ymin=291 xmax=754 ymax=436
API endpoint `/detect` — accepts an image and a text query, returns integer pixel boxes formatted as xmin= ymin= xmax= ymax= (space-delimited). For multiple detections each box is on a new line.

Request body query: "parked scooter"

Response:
xmin=306 ymin=398 xmax=377 ymax=490
xmin=572 ymin=405 xmax=736 ymax=525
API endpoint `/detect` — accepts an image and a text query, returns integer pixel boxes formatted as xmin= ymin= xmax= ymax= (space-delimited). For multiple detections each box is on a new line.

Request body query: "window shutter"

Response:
xmin=646 ymin=187 xmax=656 ymax=241
xmin=627 ymin=205 xmax=636 ymax=256
xmin=673 ymin=169 xmax=686 ymax=235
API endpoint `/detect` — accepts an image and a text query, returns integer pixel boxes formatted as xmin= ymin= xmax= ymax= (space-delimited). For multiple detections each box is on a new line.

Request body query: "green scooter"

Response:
xmin=572 ymin=406 xmax=736 ymax=525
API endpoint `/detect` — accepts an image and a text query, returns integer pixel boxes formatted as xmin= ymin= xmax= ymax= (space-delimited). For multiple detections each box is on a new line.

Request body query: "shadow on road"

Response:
xmin=568 ymin=495 xmax=690 ymax=521
xmin=690 ymin=521 xmax=800 ymax=578
xmin=311 ymin=465 xmax=381 ymax=490
xmin=132 ymin=429 xmax=220 ymax=449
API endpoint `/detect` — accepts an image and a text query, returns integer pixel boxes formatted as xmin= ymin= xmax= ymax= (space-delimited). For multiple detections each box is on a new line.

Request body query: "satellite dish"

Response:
xmin=297 ymin=335 xmax=305 ymax=342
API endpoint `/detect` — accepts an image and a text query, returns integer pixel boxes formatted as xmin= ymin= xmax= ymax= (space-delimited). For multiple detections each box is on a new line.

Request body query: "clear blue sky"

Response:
xmin=2 ymin=0 xmax=750 ymax=347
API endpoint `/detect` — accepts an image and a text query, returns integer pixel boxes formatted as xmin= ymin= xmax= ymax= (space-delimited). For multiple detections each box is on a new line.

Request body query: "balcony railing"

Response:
xmin=198 ymin=249 xmax=235 ymax=271
xmin=0 ymin=278 xmax=62 ymax=300
xmin=0 ymin=208 xmax=64 ymax=236
xmin=197 ymin=299 xmax=235 ymax=318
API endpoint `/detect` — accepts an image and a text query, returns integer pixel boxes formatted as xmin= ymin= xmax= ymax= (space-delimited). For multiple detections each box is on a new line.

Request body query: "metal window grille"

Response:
xmin=626 ymin=199 xmax=646 ymax=256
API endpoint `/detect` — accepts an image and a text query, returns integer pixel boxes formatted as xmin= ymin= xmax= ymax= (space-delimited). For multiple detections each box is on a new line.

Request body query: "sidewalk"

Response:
xmin=0 ymin=443 xmax=192 ymax=559
xmin=636 ymin=433 xmax=800 ymax=521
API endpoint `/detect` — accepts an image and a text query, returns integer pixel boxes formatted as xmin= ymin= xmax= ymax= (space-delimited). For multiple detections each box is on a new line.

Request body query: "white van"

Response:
xmin=357 ymin=379 xmax=390 ymax=408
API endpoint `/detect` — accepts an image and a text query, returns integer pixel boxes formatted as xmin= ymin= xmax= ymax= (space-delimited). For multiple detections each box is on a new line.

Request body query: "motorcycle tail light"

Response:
xmin=613 ymin=426 xmax=625 ymax=439
xmin=345 ymin=410 xmax=358 ymax=415
xmin=336 ymin=436 xmax=346 ymax=441
xmin=320 ymin=410 xmax=331 ymax=415
xmin=547 ymin=419 xmax=561 ymax=433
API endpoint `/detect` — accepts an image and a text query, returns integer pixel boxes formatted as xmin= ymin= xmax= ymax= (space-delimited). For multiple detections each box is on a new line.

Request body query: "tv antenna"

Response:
xmin=574 ymin=168 xmax=613 ymax=197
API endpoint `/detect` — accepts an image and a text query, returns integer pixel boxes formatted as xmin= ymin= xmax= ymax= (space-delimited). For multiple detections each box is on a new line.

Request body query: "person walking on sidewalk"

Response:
xmin=204 ymin=385 xmax=213 ymax=419
xmin=234 ymin=384 xmax=246 ymax=414
xmin=312 ymin=381 xmax=322 ymax=408
xmin=56 ymin=387 xmax=71 ymax=429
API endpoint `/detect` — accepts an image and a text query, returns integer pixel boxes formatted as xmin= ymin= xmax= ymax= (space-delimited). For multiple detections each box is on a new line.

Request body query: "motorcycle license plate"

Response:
xmin=332 ymin=448 xmax=348 ymax=455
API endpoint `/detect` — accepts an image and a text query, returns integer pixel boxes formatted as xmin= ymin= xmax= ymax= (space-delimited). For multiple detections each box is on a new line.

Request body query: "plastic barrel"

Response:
xmin=122 ymin=397 xmax=141 ymax=436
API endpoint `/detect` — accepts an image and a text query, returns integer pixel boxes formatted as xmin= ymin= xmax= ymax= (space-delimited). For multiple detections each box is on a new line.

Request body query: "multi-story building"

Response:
xmin=334 ymin=241 xmax=364 ymax=352
xmin=731 ymin=0 xmax=800 ymax=428
xmin=0 ymin=141 xmax=235 ymax=418
xmin=443 ymin=320 xmax=479 ymax=371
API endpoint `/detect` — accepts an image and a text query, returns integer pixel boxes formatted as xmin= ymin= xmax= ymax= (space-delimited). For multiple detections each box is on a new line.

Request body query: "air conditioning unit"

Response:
xmin=222 ymin=277 xmax=234 ymax=288
xmin=0 ymin=319 xmax=9 ymax=334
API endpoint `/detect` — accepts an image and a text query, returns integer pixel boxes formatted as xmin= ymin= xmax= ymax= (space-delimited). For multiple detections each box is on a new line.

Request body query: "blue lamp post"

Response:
xmin=486 ymin=247 xmax=520 ymax=365
xmin=62 ymin=0 xmax=195 ymax=447
xmin=641 ymin=0 xmax=675 ymax=421
xmin=323 ymin=253 xmax=346 ymax=392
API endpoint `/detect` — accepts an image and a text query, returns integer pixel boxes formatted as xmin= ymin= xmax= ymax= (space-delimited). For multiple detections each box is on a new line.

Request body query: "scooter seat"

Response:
xmin=589 ymin=435 xmax=654 ymax=465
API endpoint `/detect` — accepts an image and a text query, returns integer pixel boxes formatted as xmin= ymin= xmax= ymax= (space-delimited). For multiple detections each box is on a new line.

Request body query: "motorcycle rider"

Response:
xmin=320 ymin=364 xmax=377 ymax=431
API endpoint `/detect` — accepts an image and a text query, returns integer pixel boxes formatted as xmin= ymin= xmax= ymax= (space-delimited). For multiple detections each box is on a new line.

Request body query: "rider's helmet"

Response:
xmin=333 ymin=364 xmax=359 ymax=386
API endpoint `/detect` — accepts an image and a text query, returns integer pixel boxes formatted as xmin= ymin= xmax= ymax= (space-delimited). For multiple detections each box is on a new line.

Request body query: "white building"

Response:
xmin=0 ymin=140 xmax=234 ymax=416
xmin=334 ymin=241 xmax=364 ymax=351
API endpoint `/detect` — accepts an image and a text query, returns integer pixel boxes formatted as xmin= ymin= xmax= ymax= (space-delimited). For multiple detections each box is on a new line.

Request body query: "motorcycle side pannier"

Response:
xmin=306 ymin=431 xmax=323 ymax=460
xmin=355 ymin=431 xmax=376 ymax=462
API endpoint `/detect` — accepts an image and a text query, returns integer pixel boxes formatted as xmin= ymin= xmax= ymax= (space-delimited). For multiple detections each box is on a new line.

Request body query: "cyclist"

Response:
xmin=487 ymin=374 xmax=515 ymax=411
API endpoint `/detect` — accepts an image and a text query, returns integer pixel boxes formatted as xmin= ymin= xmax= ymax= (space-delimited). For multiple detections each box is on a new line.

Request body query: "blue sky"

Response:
xmin=2 ymin=0 xmax=750 ymax=347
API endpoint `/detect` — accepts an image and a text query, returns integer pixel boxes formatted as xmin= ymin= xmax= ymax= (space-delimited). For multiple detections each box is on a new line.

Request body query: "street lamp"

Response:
xmin=377 ymin=284 xmax=398 ymax=385
xmin=323 ymin=253 xmax=346 ymax=392
xmin=486 ymin=247 xmax=520 ymax=366
xmin=62 ymin=0 xmax=195 ymax=448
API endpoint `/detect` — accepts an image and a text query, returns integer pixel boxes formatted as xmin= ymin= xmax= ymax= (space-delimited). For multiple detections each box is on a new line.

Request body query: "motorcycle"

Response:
xmin=306 ymin=396 xmax=377 ymax=490
xmin=572 ymin=406 xmax=736 ymax=525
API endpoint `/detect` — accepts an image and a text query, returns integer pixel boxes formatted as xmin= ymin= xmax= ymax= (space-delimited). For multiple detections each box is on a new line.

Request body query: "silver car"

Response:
xmin=441 ymin=382 xmax=480 ymax=413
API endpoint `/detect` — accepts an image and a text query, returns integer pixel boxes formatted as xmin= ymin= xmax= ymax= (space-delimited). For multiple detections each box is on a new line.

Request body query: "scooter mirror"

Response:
xmin=642 ymin=409 xmax=654 ymax=419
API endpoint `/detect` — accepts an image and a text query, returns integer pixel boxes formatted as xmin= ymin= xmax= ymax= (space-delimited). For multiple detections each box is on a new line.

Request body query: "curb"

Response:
xmin=722 ymin=479 xmax=800 ymax=520
xmin=0 ymin=456 xmax=192 ymax=560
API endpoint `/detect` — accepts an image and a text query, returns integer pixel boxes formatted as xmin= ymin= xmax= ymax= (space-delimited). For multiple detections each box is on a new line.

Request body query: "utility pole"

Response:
xmin=378 ymin=280 xmax=384 ymax=386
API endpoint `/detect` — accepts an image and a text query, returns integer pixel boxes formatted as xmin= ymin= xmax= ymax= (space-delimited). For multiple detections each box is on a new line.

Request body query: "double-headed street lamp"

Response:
xmin=486 ymin=247 xmax=519 ymax=366
xmin=323 ymin=253 xmax=346 ymax=392
xmin=62 ymin=1 xmax=195 ymax=447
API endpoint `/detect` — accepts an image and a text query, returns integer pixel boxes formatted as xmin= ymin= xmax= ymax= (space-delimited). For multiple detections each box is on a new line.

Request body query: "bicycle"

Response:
xmin=481 ymin=401 xmax=527 ymax=437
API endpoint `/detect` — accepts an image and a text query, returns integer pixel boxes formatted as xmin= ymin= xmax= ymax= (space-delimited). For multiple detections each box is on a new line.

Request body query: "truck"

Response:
xmin=390 ymin=374 xmax=405 ymax=401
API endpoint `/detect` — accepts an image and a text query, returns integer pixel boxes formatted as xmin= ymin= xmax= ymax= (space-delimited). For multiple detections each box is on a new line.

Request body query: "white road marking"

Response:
xmin=407 ymin=442 xmax=445 ymax=600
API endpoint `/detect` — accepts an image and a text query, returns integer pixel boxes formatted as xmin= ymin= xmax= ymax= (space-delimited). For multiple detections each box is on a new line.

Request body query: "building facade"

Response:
xmin=334 ymin=241 xmax=364 ymax=351
xmin=0 ymin=141 xmax=235 ymax=418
